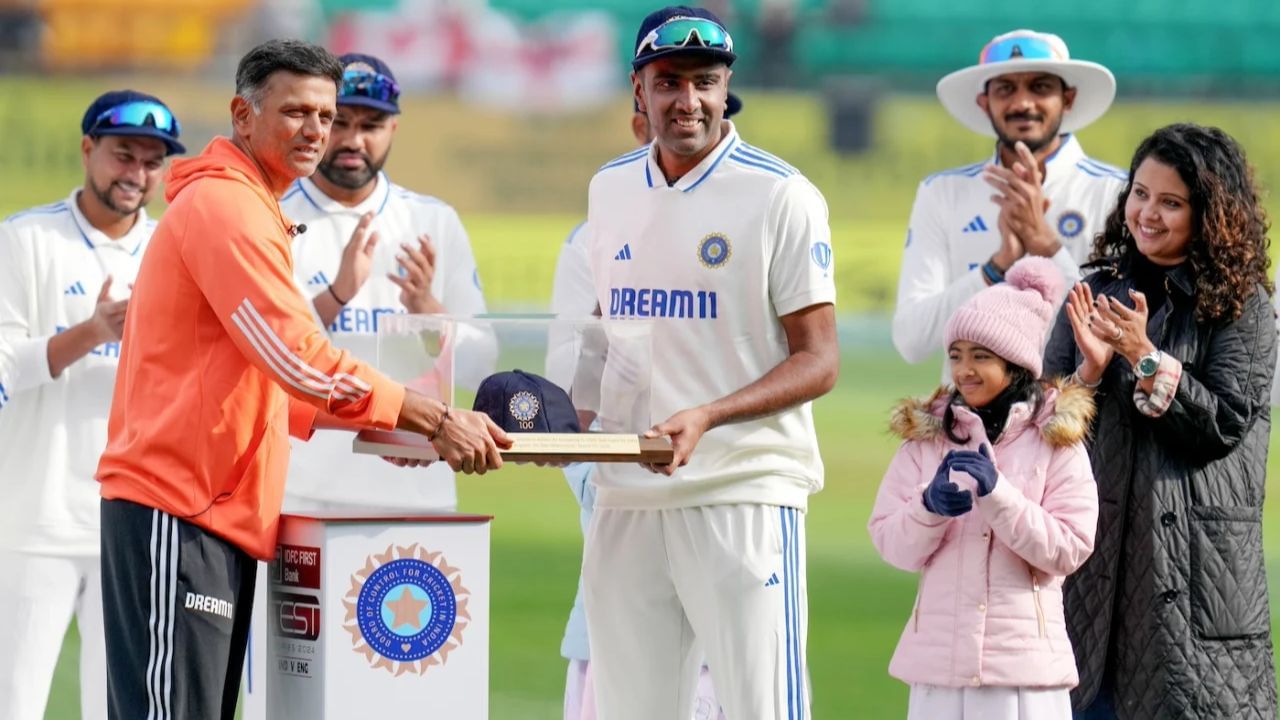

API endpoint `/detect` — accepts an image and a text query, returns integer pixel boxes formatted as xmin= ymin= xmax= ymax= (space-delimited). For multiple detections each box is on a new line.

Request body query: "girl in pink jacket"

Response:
xmin=869 ymin=256 xmax=1098 ymax=719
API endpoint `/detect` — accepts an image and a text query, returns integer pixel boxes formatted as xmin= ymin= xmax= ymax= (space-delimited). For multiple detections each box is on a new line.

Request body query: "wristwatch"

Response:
xmin=1134 ymin=350 xmax=1163 ymax=379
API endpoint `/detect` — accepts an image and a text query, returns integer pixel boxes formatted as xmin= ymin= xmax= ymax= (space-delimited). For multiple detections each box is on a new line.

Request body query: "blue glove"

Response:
xmin=922 ymin=452 xmax=973 ymax=517
xmin=949 ymin=444 xmax=999 ymax=497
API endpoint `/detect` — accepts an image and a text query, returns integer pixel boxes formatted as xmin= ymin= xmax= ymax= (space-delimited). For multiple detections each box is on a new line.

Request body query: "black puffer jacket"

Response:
xmin=1043 ymin=255 xmax=1278 ymax=719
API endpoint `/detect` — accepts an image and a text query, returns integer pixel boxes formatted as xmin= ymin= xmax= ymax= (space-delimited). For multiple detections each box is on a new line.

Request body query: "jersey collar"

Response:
xmin=645 ymin=121 xmax=740 ymax=193
xmin=66 ymin=188 xmax=150 ymax=256
xmin=293 ymin=171 xmax=393 ymax=216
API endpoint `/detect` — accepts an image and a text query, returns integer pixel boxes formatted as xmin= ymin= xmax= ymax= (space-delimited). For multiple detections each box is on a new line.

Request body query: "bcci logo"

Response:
xmin=509 ymin=390 xmax=540 ymax=430
xmin=1058 ymin=211 xmax=1085 ymax=238
xmin=698 ymin=233 xmax=732 ymax=269
xmin=344 ymin=544 xmax=471 ymax=675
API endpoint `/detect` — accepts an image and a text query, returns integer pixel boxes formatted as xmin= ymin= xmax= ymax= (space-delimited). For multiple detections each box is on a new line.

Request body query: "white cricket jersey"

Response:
xmin=279 ymin=173 xmax=488 ymax=511
xmin=584 ymin=123 xmax=836 ymax=511
xmin=0 ymin=190 xmax=153 ymax=555
xmin=893 ymin=134 xmax=1126 ymax=371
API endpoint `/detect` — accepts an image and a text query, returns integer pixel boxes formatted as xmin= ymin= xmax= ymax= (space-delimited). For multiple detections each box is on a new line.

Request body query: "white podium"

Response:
xmin=264 ymin=511 xmax=491 ymax=719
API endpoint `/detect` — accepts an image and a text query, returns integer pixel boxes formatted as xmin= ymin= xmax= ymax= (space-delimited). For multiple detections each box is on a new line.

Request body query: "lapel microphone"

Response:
xmin=289 ymin=224 xmax=308 ymax=237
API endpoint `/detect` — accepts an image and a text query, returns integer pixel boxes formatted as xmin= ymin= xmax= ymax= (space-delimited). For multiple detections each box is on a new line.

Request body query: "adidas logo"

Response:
xmin=307 ymin=271 xmax=330 ymax=286
xmin=764 ymin=572 xmax=781 ymax=588
xmin=961 ymin=216 xmax=989 ymax=233
xmin=64 ymin=281 xmax=87 ymax=296
xmin=614 ymin=243 xmax=633 ymax=261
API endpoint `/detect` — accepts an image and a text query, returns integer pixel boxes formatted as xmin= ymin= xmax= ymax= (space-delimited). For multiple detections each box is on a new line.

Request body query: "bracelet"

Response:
xmin=1070 ymin=368 xmax=1103 ymax=389
xmin=981 ymin=260 xmax=1005 ymax=285
xmin=327 ymin=284 xmax=349 ymax=306
xmin=427 ymin=405 xmax=450 ymax=441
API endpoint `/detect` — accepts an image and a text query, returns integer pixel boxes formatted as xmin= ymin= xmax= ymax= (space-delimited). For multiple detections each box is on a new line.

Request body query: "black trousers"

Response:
xmin=100 ymin=498 xmax=257 ymax=720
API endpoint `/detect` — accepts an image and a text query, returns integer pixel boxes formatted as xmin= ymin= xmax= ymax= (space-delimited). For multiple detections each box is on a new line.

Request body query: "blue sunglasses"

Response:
xmin=979 ymin=35 xmax=1063 ymax=65
xmin=342 ymin=70 xmax=400 ymax=105
xmin=91 ymin=100 xmax=180 ymax=137
xmin=636 ymin=17 xmax=733 ymax=58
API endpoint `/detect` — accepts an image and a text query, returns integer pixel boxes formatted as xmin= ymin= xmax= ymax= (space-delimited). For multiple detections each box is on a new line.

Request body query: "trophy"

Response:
xmin=352 ymin=314 xmax=673 ymax=465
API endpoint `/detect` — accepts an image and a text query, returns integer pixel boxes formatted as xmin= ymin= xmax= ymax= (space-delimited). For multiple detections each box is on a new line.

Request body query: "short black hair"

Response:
xmin=235 ymin=39 xmax=343 ymax=108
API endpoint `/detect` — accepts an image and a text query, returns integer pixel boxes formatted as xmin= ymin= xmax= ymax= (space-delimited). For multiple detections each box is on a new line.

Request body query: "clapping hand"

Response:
xmin=922 ymin=451 xmax=974 ymax=517
xmin=948 ymin=445 xmax=999 ymax=497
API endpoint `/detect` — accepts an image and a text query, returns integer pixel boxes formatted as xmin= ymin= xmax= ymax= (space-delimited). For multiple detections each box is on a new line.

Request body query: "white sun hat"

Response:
xmin=936 ymin=29 xmax=1116 ymax=138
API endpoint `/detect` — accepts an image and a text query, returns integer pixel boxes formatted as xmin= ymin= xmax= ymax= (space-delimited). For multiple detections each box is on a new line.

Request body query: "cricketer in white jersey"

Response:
xmin=278 ymin=171 xmax=488 ymax=512
xmin=579 ymin=10 xmax=838 ymax=718
xmin=0 ymin=89 xmax=184 ymax=720
xmin=896 ymin=29 xmax=1125 ymax=377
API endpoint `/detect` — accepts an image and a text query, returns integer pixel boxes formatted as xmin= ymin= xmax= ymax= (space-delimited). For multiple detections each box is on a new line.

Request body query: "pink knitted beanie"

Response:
xmin=943 ymin=256 xmax=1064 ymax=377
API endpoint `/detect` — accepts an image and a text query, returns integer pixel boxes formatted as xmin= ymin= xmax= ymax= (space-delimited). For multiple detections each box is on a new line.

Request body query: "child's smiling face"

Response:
xmin=948 ymin=340 xmax=1014 ymax=408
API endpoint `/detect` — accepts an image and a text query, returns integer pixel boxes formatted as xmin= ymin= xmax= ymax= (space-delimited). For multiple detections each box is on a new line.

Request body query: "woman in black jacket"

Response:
xmin=1044 ymin=123 xmax=1276 ymax=719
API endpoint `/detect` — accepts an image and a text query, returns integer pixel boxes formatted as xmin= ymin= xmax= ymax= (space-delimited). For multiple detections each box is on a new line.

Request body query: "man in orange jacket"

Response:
xmin=95 ymin=39 xmax=510 ymax=720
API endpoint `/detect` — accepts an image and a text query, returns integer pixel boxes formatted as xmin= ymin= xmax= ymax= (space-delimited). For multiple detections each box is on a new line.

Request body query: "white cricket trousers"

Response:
xmin=907 ymin=684 xmax=1072 ymax=720
xmin=0 ymin=550 xmax=106 ymax=720
xmin=566 ymin=659 xmax=725 ymax=720
xmin=583 ymin=504 xmax=808 ymax=720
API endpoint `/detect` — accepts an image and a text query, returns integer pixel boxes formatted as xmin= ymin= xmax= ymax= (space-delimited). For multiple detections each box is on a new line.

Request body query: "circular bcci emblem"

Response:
xmin=1057 ymin=211 xmax=1085 ymax=238
xmin=698 ymin=233 xmax=732 ymax=268
xmin=343 ymin=544 xmax=470 ymax=675
xmin=509 ymin=390 xmax=540 ymax=430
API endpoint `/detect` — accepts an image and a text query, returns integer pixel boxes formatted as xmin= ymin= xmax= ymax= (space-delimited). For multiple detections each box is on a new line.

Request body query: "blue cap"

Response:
xmin=473 ymin=370 xmax=581 ymax=434
xmin=632 ymin=6 xmax=737 ymax=71
xmin=338 ymin=53 xmax=401 ymax=115
xmin=81 ymin=90 xmax=185 ymax=156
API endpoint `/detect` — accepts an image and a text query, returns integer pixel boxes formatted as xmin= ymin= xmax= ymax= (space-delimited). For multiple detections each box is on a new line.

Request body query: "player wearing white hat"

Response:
xmin=894 ymin=29 xmax=1126 ymax=377
xmin=0 ymin=90 xmax=184 ymax=720
xmin=578 ymin=6 xmax=838 ymax=718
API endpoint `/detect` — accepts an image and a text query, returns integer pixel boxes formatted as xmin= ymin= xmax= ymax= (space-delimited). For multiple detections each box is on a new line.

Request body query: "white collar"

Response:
xmin=292 ymin=172 xmax=393 ymax=216
xmin=66 ymin=188 xmax=150 ymax=255
xmin=644 ymin=121 xmax=741 ymax=193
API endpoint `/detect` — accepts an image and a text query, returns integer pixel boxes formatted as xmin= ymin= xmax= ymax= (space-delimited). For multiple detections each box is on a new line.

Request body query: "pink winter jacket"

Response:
xmin=868 ymin=379 xmax=1098 ymax=690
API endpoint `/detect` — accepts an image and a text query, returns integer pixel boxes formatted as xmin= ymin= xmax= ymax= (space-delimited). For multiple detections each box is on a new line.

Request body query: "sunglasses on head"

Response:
xmin=635 ymin=17 xmax=733 ymax=58
xmin=91 ymin=100 xmax=180 ymax=137
xmin=341 ymin=69 xmax=400 ymax=105
xmin=979 ymin=35 xmax=1063 ymax=65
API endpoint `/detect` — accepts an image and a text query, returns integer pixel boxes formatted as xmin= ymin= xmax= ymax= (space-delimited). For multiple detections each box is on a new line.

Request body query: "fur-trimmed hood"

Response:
xmin=889 ymin=377 xmax=1095 ymax=449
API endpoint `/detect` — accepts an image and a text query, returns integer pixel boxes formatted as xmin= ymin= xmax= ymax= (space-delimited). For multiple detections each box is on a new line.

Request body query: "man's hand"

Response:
xmin=984 ymin=141 xmax=1060 ymax=258
xmin=389 ymin=235 xmax=444 ymax=314
xmin=90 ymin=276 xmax=129 ymax=343
xmin=430 ymin=408 xmax=512 ymax=474
xmin=642 ymin=406 xmax=712 ymax=476
xmin=330 ymin=211 xmax=379 ymax=303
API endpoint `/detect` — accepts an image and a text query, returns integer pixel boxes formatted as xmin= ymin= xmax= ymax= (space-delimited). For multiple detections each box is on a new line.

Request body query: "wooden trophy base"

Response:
xmin=353 ymin=429 xmax=675 ymax=465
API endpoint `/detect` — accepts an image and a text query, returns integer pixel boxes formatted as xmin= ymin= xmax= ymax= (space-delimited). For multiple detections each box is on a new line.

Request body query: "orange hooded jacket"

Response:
xmin=97 ymin=137 xmax=405 ymax=559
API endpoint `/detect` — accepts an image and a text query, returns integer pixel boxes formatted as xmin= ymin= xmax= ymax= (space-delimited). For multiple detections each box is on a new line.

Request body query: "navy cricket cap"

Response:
xmin=632 ymin=6 xmax=737 ymax=71
xmin=473 ymin=370 xmax=581 ymax=434
xmin=81 ymin=90 xmax=185 ymax=156
xmin=338 ymin=53 xmax=401 ymax=115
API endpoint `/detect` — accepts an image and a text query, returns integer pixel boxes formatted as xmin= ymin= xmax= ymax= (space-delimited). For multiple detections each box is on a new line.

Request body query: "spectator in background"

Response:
xmin=894 ymin=29 xmax=1124 ymax=378
xmin=0 ymin=90 xmax=184 ymax=720
xmin=1044 ymin=123 xmax=1276 ymax=718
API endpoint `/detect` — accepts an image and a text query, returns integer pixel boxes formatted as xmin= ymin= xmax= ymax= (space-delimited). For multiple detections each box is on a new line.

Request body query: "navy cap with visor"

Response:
xmin=81 ymin=90 xmax=185 ymax=156
xmin=632 ymin=6 xmax=737 ymax=71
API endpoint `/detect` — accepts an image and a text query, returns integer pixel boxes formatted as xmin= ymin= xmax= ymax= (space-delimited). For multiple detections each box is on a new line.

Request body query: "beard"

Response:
xmin=993 ymin=111 xmax=1063 ymax=154
xmin=88 ymin=176 xmax=146 ymax=216
xmin=316 ymin=147 xmax=389 ymax=190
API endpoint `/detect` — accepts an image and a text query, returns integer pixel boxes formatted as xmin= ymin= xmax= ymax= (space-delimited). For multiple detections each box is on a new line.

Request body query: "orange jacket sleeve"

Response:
xmin=179 ymin=181 xmax=405 ymax=428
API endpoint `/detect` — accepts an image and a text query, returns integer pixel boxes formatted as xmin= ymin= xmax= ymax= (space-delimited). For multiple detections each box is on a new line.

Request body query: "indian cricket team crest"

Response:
xmin=343 ymin=544 xmax=470 ymax=675
xmin=1057 ymin=211 xmax=1085 ymax=238
xmin=509 ymin=390 xmax=540 ymax=429
xmin=698 ymin=233 xmax=732 ymax=268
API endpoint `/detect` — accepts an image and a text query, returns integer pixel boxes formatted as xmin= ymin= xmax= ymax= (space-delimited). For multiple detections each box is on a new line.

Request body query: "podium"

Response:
xmin=264 ymin=511 xmax=491 ymax=719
